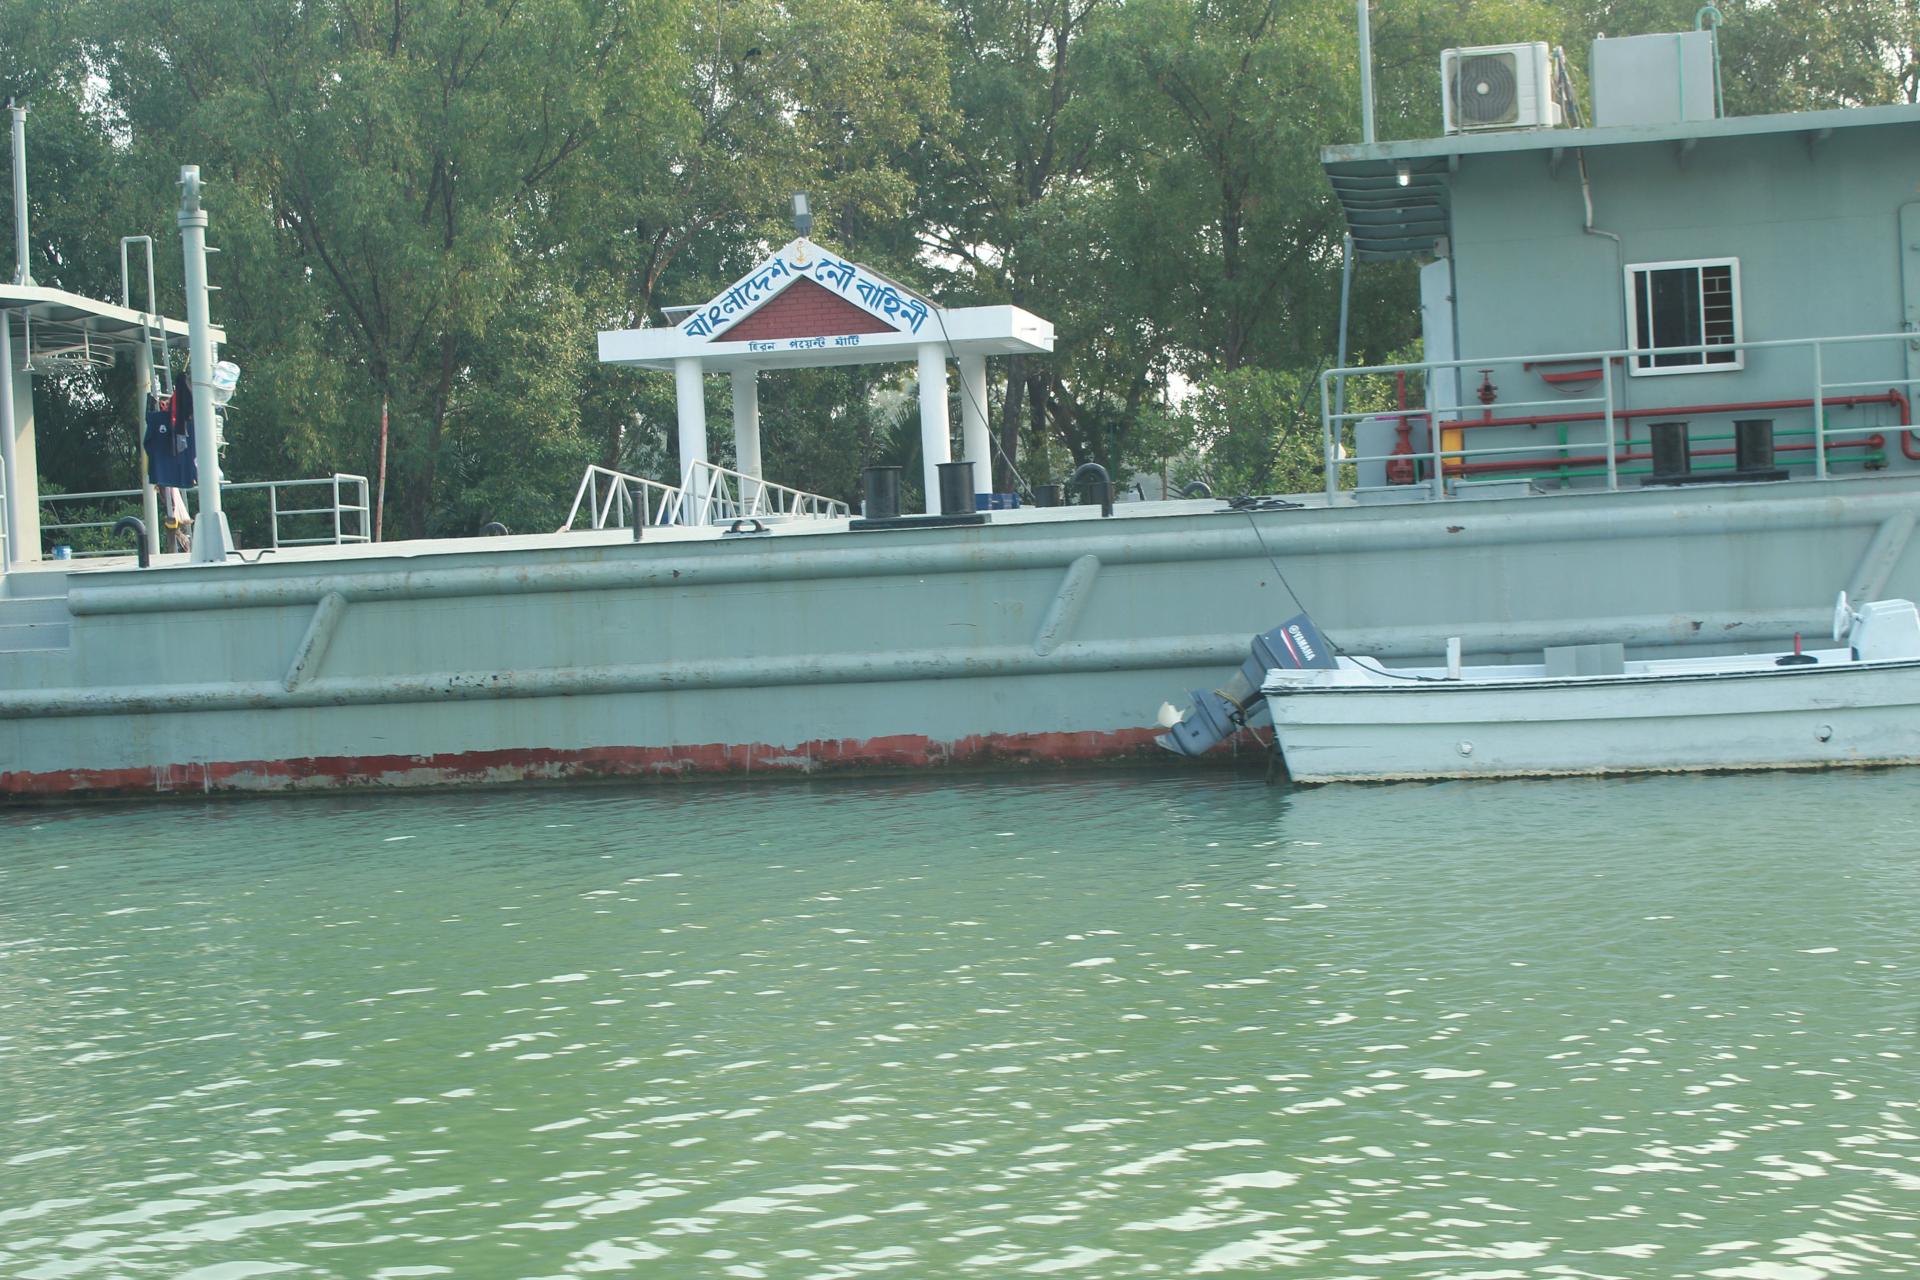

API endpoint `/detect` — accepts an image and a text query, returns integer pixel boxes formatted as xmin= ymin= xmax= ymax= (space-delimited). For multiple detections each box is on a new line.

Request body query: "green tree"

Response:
xmin=0 ymin=7 xmax=154 ymax=507
xmin=88 ymin=0 xmax=685 ymax=536
xmin=1064 ymin=0 xmax=1558 ymax=492
xmin=576 ymin=0 xmax=952 ymax=481
xmin=1560 ymin=1 xmax=1917 ymax=114
xmin=913 ymin=0 xmax=1111 ymax=489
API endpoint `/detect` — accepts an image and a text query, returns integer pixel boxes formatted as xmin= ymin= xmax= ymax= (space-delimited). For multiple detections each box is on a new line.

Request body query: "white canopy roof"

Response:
xmin=597 ymin=238 xmax=1052 ymax=372
xmin=0 ymin=282 xmax=218 ymax=364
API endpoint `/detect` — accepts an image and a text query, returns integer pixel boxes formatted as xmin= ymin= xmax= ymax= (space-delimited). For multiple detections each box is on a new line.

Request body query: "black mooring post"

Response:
xmin=1734 ymin=418 xmax=1775 ymax=472
xmin=1070 ymin=461 xmax=1114 ymax=517
xmin=628 ymin=484 xmax=647 ymax=541
xmin=861 ymin=465 xmax=902 ymax=519
xmin=112 ymin=516 xmax=150 ymax=569
xmin=936 ymin=460 xmax=975 ymax=516
xmin=1648 ymin=421 xmax=1690 ymax=479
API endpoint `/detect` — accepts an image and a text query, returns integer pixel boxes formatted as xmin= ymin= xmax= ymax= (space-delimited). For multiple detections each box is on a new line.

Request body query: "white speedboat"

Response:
xmin=1259 ymin=595 xmax=1920 ymax=783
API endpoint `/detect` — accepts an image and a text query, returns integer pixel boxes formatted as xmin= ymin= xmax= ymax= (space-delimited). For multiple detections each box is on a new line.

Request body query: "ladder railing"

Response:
xmin=120 ymin=234 xmax=173 ymax=394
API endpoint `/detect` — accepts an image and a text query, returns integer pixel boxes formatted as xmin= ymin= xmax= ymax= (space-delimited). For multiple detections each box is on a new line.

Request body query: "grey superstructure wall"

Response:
xmin=1446 ymin=121 xmax=1918 ymax=418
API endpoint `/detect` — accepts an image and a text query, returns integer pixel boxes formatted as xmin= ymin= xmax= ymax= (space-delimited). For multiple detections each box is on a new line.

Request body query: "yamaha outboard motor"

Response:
xmin=1157 ymin=613 xmax=1337 ymax=756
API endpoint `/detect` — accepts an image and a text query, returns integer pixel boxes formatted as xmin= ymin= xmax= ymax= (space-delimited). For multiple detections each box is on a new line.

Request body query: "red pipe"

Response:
xmin=1430 ymin=391 xmax=1906 ymax=433
xmin=1891 ymin=388 xmax=1920 ymax=460
xmin=1382 ymin=388 xmax=1919 ymax=470
xmin=1454 ymin=435 xmax=1884 ymax=477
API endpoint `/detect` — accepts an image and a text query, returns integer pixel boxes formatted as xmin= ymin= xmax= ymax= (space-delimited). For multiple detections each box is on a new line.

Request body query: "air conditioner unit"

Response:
xmin=1441 ymin=42 xmax=1562 ymax=134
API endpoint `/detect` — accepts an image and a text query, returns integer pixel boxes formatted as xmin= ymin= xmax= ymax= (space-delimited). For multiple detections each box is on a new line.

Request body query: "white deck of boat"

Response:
xmin=3 ymin=496 xmax=1276 ymax=578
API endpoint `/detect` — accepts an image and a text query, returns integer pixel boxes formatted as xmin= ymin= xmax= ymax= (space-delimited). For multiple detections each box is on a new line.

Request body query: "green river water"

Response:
xmin=2 ymin=770 xmax=1916 ymax=1279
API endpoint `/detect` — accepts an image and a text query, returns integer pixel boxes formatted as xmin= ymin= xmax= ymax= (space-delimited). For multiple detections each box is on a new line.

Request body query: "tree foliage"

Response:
xmin=3 ymin=0 xmax=1911 ymax=532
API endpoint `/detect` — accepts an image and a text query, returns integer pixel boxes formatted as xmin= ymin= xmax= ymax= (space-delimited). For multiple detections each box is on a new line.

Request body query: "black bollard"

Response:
xmin=862 ymin=465 xmax=902 ymax=519
xmin=1734 ymin=418 xmax=1775 ymax=472
xmin=1648 ymin=422 xmax=1690 ymax=480
xmin=937 ymin=460 xmax=975 ymax=516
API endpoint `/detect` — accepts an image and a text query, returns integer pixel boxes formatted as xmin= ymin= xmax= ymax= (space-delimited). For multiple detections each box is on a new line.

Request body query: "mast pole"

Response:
xmin=1357 ymin=1 xmax=1376 ymax=145
xmin=178 ymin=165 xmax=227 ymax=562
xmin=10 ymin=100 xmax=32 ymax=286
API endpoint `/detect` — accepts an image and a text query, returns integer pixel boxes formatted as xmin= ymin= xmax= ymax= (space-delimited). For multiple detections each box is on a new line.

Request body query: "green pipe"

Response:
xmin=1695 ymin=5 xmax=1726 ymax=119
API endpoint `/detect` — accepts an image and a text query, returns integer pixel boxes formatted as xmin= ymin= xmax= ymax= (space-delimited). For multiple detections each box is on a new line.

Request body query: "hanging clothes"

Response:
xmin=143 ymin=384 xmax=197 ymax=489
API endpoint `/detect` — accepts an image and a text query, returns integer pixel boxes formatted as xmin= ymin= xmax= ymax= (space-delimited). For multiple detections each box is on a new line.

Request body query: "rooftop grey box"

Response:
xmin=1591 ymin=32 xmax=1716 ymax=129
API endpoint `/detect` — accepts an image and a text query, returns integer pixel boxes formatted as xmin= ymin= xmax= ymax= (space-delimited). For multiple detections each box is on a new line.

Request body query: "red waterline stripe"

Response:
xmin=0 ymin=727 xmax=1239 ymax=799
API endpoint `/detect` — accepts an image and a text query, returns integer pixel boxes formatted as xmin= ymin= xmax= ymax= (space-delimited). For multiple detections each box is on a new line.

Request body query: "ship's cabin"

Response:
xmin=1321 ymin=31 xmax=1920 ymax=502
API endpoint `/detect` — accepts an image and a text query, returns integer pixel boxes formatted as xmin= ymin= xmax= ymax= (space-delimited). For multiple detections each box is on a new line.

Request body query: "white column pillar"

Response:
xmin=958 ymin=353 xmax=990 ymax=499
xmin=0 ymin=311 xmax=18 ymax=566
xmin=731 ymin=366 xmax=762 ymax=515
xmin=674 ymin=356 xmax=708 ymax=520
xmin=731 ymin=367 xmax=761 ymax=477
xmin=917 ymin=343 xmax=951 ymax=514
xmin=2 ymin=313 xmax=41 ymax=562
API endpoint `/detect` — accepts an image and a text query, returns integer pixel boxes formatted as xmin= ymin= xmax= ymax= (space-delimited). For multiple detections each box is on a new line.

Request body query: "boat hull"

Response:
xmin=1266 ymin=661 xmax=1920 ymax=783
xmin=5 ymin=476 xmax=1920 ymax=798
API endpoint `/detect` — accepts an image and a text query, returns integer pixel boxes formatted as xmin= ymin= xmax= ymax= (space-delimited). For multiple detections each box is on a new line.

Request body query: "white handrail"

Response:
xmin=38 ymin=473 xmax=371 ymax=555
xmin=561 ymin=461 xmax=847 ymax=532
xmin=1322 ymin=329 xmax=1920 ymax=498
xmin=560 ymin=465 xmax=687 ymax=532
xmin=682 ymin=460 xmax=848 ymax=523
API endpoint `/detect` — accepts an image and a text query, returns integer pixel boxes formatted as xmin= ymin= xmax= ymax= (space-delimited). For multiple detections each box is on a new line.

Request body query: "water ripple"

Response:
xmin=2 ymin=771 xmax=1916 ymax=1276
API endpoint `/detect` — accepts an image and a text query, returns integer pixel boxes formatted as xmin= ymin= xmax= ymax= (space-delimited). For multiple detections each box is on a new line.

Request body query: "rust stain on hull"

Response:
xmin=2 ymin=728 xmax=1200 ymax=799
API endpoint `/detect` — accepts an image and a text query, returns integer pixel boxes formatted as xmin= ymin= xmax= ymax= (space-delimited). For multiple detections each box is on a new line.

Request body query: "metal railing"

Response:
xmin=679 ymin=460 xmax=848 ymax=523
xmin=561 ymin=465 xmax=690 ymax=532
xmin=561 ymin=461 xmax=848 ymax=532
xmin=1322 ymin=330 xmax=1920 ymax=499
xmin=39 ymin=473 xmax=372 ymax=556
xmin=244 ymin=474 xmax=373 ymax=547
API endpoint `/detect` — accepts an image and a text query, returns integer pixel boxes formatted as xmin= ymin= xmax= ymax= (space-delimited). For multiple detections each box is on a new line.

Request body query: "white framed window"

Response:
xmin=1624 ymin=258 xmax=1742 ymax=376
